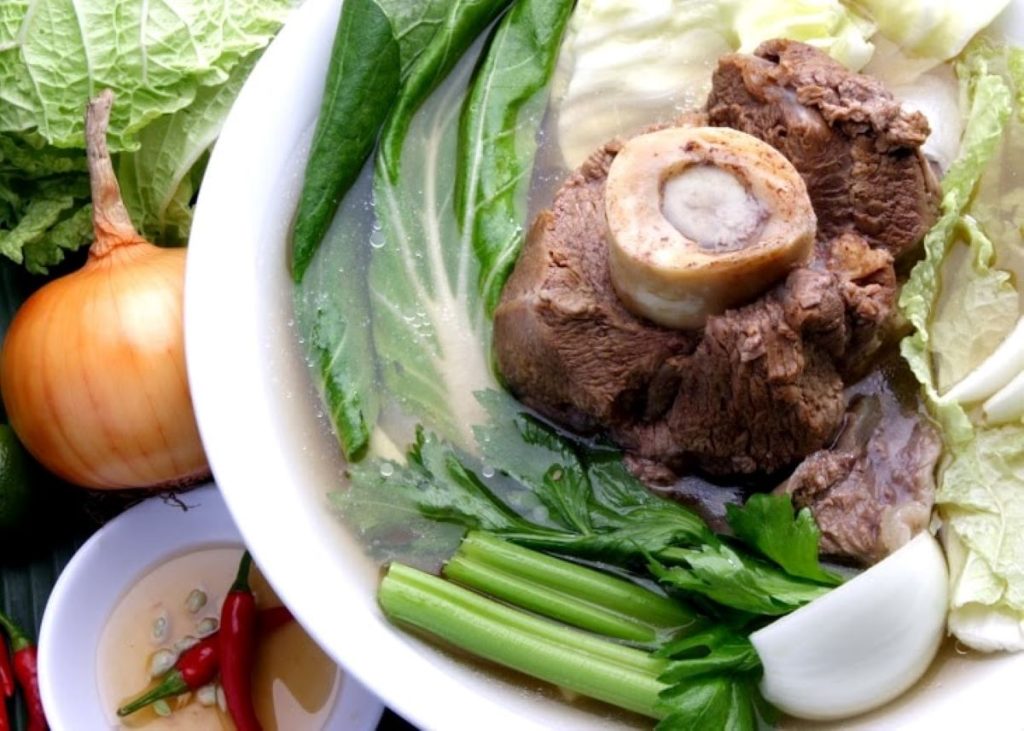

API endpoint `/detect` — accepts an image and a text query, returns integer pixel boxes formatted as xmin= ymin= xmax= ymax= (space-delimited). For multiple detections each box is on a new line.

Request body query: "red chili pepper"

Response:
xmin=0 ymin=632 xmax=12 ymax=731
xmin=0 ymin=612 xmax=46 ymax=731
xmin=0 ymin=633 xmax=13 ymax=697
xmin=220 ymin=551 xmax=261 ymax=731
xmin=257 ymin=605 xmax=294 ymax=635
xmin=116 ymin=606 xmax=294 ymax=717
xmin=117 ymin=634 xmax=219 ymax=717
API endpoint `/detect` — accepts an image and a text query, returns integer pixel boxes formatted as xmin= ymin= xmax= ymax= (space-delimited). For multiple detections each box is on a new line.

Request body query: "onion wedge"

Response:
xmin=750 ymin=532 xmax=948 ymax=721
xmin=982 ymin=368 xmax=1024 ymax=424
xmin=944 ymin=316 xmax=1024 ymax=404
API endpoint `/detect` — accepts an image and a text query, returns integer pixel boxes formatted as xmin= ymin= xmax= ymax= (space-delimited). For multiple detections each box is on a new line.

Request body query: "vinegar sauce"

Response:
xmin=97 ymin=546 xmax=340 ymax=730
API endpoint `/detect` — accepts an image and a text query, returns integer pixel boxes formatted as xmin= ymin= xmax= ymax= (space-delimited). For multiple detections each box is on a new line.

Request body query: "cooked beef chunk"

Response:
xmin=707 ymin=39 xmax=940 ymax=260
xmin=779 ymin=379 xmax=940 ymax=566
xmin=495 ymin=140 xmax=896 ymax=475
xmin=494 ymin=40 xmax=935 ymax=478
xmin=494 ymin=141 xmax=698 ymax=435
xmin=614 ymin=275 xmax=846 ymax=475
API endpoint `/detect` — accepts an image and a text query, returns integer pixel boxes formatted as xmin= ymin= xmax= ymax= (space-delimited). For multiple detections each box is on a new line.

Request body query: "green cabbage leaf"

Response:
xmin=0 ymin=0 xmax=294 ymax=151
xmin=855 ymin=0 xmax=1011 ymax=62
xmin=0 ymin=0 xmax=295 ymax=271
xmin=553 ymin=0 xmax=877 ymax=168
xmin=900 ymin=42 xmax=1024 ymax=651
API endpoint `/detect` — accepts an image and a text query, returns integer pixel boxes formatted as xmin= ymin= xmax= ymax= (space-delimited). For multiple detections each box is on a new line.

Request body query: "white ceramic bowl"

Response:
xmin=184 ymin=1 xmax=1024 ymax=729
xmin=37 ymin=484 xmax=383 ymax=730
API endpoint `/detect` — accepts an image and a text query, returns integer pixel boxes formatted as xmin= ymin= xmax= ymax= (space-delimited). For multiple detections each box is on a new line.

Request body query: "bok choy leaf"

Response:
xmin=378 ymin=0 xmax=513 ymax=183
xmin=290 ymin=0 xmax=402 ymax=281
xmin=370 ymin=44 xmax=497 ymax=446
xmin=456 ymin=0 xmax=575 ymax=314
xmin=289 ymin=0 xmax=454 ymax=280
xmin=294 ymin=165 xmax=380 ymax=461
xmin=291 ymin=0 xmax=453 ymax=457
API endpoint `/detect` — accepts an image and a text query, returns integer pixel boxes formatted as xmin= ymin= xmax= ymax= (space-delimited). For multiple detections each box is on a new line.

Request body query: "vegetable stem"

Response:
xmin=379 ymin=563 xmax=670 ymax=718
xmin=85 ymin=90 xmax=141 ymax=256
xmin=445 ymin=532 xmax=696 ymax=643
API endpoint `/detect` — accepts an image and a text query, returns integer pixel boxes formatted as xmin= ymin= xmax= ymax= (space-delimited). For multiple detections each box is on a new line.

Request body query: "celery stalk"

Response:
xmin=444 ymin=532 xmax=696 ymax=643
xmin=379 ymin=563 xmax=670 ymax=718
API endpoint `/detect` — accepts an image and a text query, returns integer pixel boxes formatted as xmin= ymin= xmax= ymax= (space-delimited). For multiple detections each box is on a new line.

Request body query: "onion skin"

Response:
xmin=0 ymin=90 xmax=209 ymax=489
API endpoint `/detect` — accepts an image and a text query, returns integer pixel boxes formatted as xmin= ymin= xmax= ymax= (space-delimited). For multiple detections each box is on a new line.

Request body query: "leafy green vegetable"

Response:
xmin=289 ymin=0 xmax=453 ymax=280
xmin=0 ymin=0 xmax=295 ymax=151
xmin=0 ymin=180 xmax=85 ymax=267
xmin=378 ymin=0 xmax=512 ymax=183
xmin=0 ymin=134 xmax=91 ymax=272
xmin=656 ymin=676 xmax=756 ymax=731
xmin=930 ymin=218 xmax=1019 ymax=392
xmin=352 ymin=391 xmax=843 ymax=726
xmin=22 ymin=204 xmax=93 ymax=274
xmin=369 ymin=54 xmax=496 ymax=445
xmin=726 ymin=494 xmax=843 ymax=586
xmin=290 ymin=0 xmax=402 ymax=282
xmin=857 ymin=0 xmax=1009 ymax=61
xmin=650 ymin=545 xmax=830 ymax=616
xmin=655 ymin=626 xmax=759 ymax=678
xmin=899 ymin=41 xmax=1024 ymax=650
xmin=731 ymin=0 xmax=875 ymax=66
xmin=291 ymin=0 xmax=458 ymax=456
xmin=340 ymin=391 xmax=836 ymax=613
xmin=655 ymin=627 xmax=763 ymax=730
xmin=117 ymin=56 xmax=258 ymax=246
xmin=294 ymin=165 xmax=380 ymax=460
xmin=455 ymin=0 xmax=574 ymax=314
xmin=943 ymin=427 xmax=1024 ymax=618
xmin=554 ymin=0 xmax=876 ymax=168
xmin=0 ymin=0 xmax=291 ymax=273
xmin=297 ymin=0 xmax=572 ymax=451
xmin=900 ymin=43 xmax=1011 ymax=443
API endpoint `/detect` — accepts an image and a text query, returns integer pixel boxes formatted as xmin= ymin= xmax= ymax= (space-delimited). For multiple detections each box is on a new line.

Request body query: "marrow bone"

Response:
xmin=604 ymin=126 xmax=816 ymax=329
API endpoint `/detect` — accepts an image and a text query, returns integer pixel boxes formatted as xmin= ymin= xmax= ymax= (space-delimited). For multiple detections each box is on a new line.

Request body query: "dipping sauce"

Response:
xmin=97 ymin=546 xmax=340 ymax=729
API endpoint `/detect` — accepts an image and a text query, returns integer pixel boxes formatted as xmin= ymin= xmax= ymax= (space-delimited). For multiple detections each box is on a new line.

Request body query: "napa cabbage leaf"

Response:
xmin=0 ymin=0 xmax=295 ymax=271
xmin=553 ymin=0 xmax=876 ymax=168
xmin=0 ymin=0 xmax=295 ymax=151
xmin=900 ymin=41 xmax=1024 ymax=651
xmin=856 ymin=0 xmax=1011 ymax=63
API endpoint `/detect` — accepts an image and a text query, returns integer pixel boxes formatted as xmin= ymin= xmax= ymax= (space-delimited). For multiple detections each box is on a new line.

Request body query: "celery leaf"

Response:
xmin=726 ymin=494 xmax=843 ymax=586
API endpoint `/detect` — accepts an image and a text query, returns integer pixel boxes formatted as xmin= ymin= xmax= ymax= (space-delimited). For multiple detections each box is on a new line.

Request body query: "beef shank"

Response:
xmin=495 ymin=40 xmax=938 ymax=484
xmin=707 ymin=39 xmax=940 ymax=259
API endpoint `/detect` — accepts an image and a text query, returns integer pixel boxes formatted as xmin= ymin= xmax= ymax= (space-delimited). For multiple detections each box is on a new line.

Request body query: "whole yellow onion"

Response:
xmin=0 ymin=91 xmax=209 ymax=489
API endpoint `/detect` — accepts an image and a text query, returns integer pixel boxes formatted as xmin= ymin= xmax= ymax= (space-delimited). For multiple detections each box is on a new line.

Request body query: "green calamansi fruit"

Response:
xmin=0 ymin=424 xmax=34 ymax=533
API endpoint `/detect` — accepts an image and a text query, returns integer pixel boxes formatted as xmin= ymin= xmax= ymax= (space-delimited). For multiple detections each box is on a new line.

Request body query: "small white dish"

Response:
xmin=37 ymin=483 xmax=384 ymax=730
